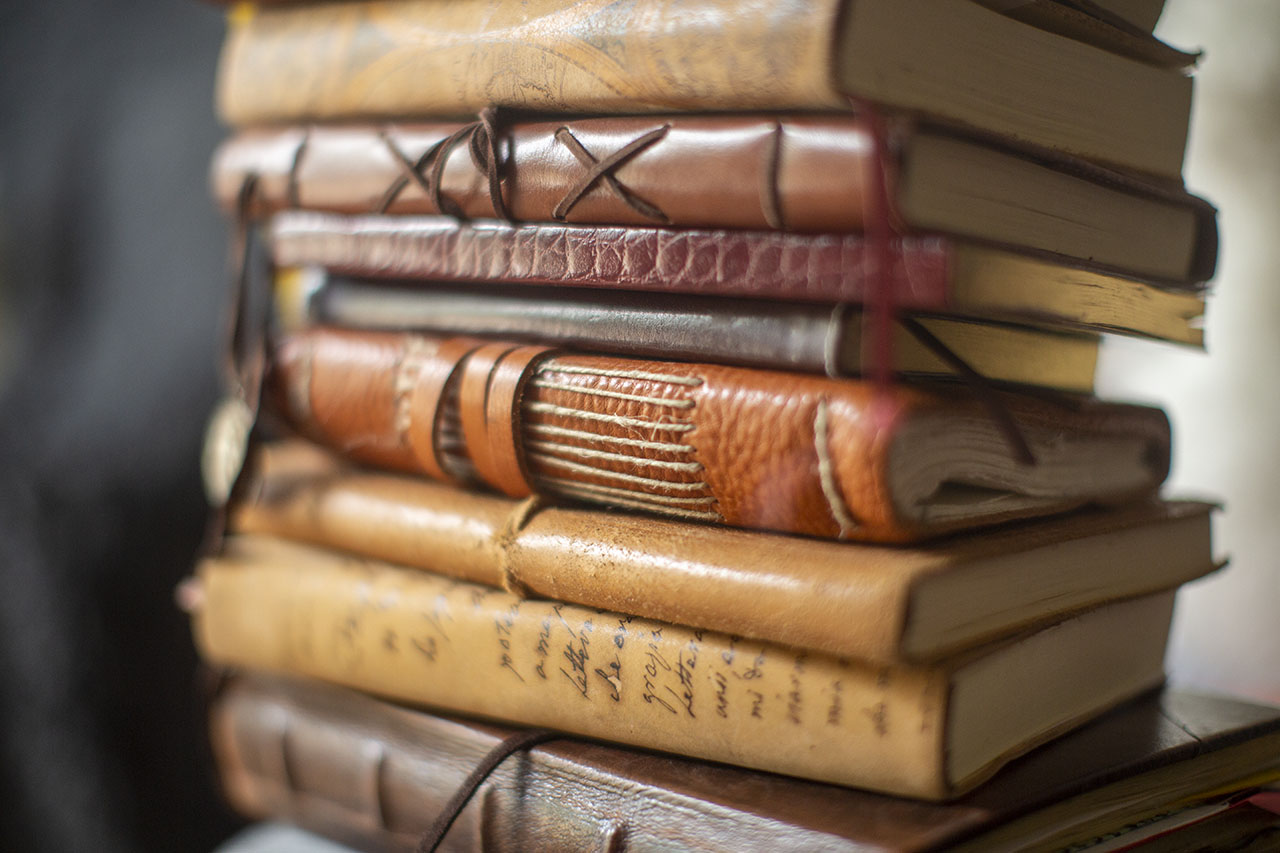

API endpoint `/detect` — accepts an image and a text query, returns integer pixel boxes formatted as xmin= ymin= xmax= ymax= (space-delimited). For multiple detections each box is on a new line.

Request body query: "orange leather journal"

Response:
xmin=266 ymin=327 xmax=1171 ymax=542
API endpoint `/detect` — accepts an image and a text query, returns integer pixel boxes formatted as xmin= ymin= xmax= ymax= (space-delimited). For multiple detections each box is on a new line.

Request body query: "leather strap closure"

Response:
xmin=405 ymin=337 xmax=485 ymax=485
xmin=459 ymin=343 xmax=555 ymax=498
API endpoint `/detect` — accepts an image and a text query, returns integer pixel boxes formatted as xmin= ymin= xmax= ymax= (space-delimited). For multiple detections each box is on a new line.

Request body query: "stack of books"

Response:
xmin=184 ymin=0 xmax=1280 ymax=849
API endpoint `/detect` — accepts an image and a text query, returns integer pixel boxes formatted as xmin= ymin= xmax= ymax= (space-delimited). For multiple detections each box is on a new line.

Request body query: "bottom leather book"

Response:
xmin=210 ymin=674 xmax=1280 ymax=853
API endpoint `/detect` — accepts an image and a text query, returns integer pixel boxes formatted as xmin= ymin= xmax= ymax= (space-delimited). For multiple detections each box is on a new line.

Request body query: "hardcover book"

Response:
xmin=207 ymin=674 xmax=1280 ymax=851
xmin=232 ymin=441 xmax=1217 ymax=664
xmin=188 ymin=536 xmax=1177 ymax=799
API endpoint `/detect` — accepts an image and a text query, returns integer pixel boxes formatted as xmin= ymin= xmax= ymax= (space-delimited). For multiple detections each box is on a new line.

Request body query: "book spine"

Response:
xmin=217 ymin=0 xmax=845 ymax=126
xmin=232 ymin=442 xmax=920 ymax=663
xmin=213 ymin=117 xmax=877 ymax=232
xmin=194 ymin=539 xmax=951 ymax=798
xmin=268 ymin=327 xmax=1170 ymax=542
xmin=211 ymin=675 xmax=884 ymax=852
xmin=307 ymin=278 xmax=1100 ymax=390
xmin=269 ymin=212 xmax=957 ymax=310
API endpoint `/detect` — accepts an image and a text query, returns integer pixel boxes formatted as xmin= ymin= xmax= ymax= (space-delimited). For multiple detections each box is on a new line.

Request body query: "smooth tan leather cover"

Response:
xmin=232 ymin=442 xmax=1216 ymax=663
xmin=210 ymin=674 xmax=1280 ymax=852
xmin=190 ymin=537 xmax=1169 ymax=799
xmin=266 ymin=327 xmax=1172 ymax=542
xmin=215 ymin=0 xmax=1193 ymax=178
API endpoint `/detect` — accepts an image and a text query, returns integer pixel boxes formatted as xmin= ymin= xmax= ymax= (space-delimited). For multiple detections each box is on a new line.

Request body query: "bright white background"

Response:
xmin=1098 ymin=0 xmax=1280 ymax=703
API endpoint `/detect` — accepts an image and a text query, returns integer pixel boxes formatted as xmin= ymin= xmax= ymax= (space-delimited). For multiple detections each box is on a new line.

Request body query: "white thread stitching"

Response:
xmin=540 ymin=362 xmax=703 ymax=386
xmin=527 ymin=454 xmax=710 ymax=492
xmin=543 ymin=484 xmax=722 ymax=521
xmin=536 ymin=477 xmax=717 ymax=507
xmin=530 ymin=379 xmax=695 ymax=409
xmin=526 ymin=440 xmax=703 ymax=472
xmin=524 ymin=401 xmax=695 ymax=432
xmin=814 ymin=398 xmax=859 ymax=537
xmin=392 ymin=338 xmax=431 ymax=441
xmin=525 ymin=423 xmax=695 ymax=453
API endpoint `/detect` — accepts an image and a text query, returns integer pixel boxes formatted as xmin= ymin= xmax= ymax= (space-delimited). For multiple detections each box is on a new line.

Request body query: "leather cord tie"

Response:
xmin=897 ymin=317 xmax=1036 ymax=466
xmin=493 ymin=495 xmax=547 ymax=598
xmin=759 ymin=121 xmax=786 ymax=230
xmin=552 ymin=124 xmax=671 ymax=223
xmin=284 ymin=127 xmax=310 ymax=210
xmin=377 ymin=107 xmax=512 ymax=221
xmin=416 ymin=728 xmax=559 ymax=853
xmin=846 ymin=96 xmax=1034 ymax=468
xmin=200 ymin=173 xmax=272 ymax=550
xmin=846 ymin=96 xmax=899 ymax=395
xmin=405 ymin=337 xmax=486 ymax=486
xmin=458 ymin=343 xmax=556 ymax=498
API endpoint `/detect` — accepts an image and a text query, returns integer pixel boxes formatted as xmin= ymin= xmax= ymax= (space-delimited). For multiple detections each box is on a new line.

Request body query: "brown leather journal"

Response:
xmin=268 ymin=213 xmax=1209 ymax=346
xmin=266 ymin=327 xmax=1171 ymax=542
xmin=214 ymin=116 xmax=1217 ymax=283
xmin=210 ymin=674 xmax=1280 ymax=852
xmin=232 ymin=441 xmax=1216 ymax=664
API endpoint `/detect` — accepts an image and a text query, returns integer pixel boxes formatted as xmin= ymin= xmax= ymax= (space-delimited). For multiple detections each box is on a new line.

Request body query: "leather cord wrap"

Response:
xmin=458 ymin=343 xmax=555 ymax=498
xmin=416 ymin=728 xmax=559 ymax=853
xmin=406 ymin=336 xmax=485 ymax=484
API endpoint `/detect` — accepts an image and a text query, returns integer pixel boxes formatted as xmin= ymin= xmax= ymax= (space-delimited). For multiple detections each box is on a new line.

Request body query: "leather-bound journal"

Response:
xmin=208 ymin=674 xmax=1280 ymax=852
xmin=266 ymin=327 xmax=1171 ymax=542
xmin=189 ymin=536 xmax=1176 ymax=799
xmin=233 ymin=441 xmax=1217 ymax=664
xmin=298 ymin=274 xmax=1102 ymax=391
xmin=269 ymin=214 xmax=1208 ymax=346
xmin=216 ymin=0 xmax=1193 ymax=179
xmin=214 ymin=116 xmax=1217 ymax=284
xmin=207 ymin=671 xmax=1280 ymax=850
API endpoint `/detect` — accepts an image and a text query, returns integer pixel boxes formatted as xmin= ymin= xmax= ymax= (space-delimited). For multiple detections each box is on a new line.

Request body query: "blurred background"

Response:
xmin=0 ymin=0 xmax=1276 ymax=850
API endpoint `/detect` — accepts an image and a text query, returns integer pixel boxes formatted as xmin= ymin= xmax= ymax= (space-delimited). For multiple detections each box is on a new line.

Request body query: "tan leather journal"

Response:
xmin=188 ymin=536 xmax=1176 ymax=799
xmin=233 ymin=441 xmax=1216 ymax=664
xmin=216 ymin=0 xmax=1193 ymax=178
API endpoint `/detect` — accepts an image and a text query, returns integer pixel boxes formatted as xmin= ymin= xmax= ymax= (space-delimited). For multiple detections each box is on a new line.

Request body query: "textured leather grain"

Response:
xmin=271 ymin=212 xmax=955 ymax=309
xmin=233 ymin=441 xmax=1216 ymax=663
xmin=210 ymin=674 xmax=1280 ymax=853
xmin=266 ymin=327 xmax=1172 ymax=542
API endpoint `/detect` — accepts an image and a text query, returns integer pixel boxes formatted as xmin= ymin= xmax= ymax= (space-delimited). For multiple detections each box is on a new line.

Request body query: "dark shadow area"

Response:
xmin=0 ymin=0 xmax=242 ymax=848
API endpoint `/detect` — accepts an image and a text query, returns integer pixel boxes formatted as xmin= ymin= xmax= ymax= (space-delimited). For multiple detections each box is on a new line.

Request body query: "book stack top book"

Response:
xmin=182 ymin=1 xmax=1278 ymax=850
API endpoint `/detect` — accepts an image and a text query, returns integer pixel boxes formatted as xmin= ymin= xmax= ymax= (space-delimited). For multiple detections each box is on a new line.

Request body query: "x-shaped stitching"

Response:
xmin=375 ymin=109 xmax=510 ymax=220
xmin=552 ymin=125 xmax=671 ymax=223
